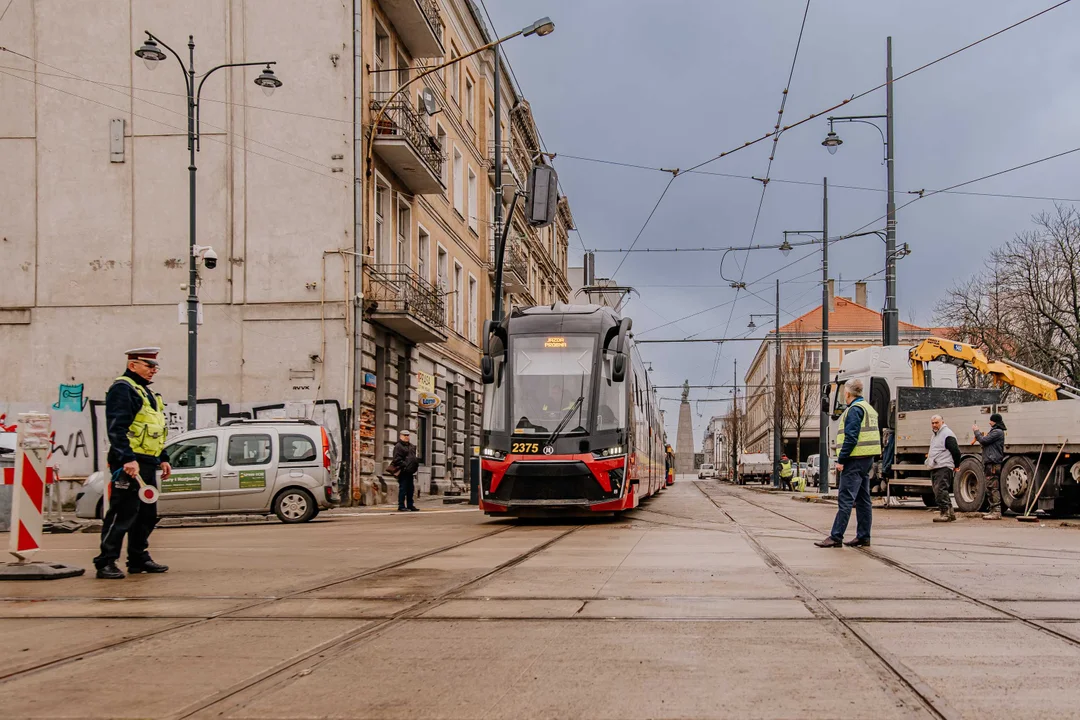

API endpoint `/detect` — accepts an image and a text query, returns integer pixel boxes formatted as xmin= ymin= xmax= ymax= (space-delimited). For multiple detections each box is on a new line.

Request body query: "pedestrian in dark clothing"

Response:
xmin=927 ymin=415 xmax=961 ymax=522
xmin=94 ymin=347 xmax=172 ymax=580
xmin=389 ymin=430 xmax=419 ymax=511
xmin=973 ymin=413 xmax=1007 ymax=520
xmin=816 ymin=378 xmax=881 ymax=548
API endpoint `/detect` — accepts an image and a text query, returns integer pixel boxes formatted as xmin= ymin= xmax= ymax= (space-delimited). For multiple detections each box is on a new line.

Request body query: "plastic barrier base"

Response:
xmin=0 ymin=561 xmax=86 ymax=581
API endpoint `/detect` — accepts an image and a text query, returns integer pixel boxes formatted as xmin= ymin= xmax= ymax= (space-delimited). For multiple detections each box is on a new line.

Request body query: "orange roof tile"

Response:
xmin=777 ymin=297 xmax=929 ymax=334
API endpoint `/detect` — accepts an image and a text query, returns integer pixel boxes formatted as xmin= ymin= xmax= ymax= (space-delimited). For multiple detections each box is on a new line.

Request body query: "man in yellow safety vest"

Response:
xmin=93 ymin=347 xmax=173 ymax=579
xmin=815 ymin=378 xmax=881 ymax=549
xmin=779 ymin=455 xmax=794 ymax=491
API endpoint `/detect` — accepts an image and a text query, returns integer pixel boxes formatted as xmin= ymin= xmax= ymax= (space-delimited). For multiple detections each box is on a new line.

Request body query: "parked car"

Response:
xmin=76 ymin=419 xmax=340 ymax=524
xmin=806 ymin=454 xmax=836 ymax=489
xmin=698 ymin=463 xmax=717 ymax=479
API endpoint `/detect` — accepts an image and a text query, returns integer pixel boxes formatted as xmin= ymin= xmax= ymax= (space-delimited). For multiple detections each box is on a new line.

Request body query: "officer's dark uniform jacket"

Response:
xmin=106 ymin=369 xmax=169 ymax=469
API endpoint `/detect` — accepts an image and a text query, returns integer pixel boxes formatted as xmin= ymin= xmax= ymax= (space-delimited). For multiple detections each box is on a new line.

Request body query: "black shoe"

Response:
xmin=814 ymin=538 xmax=843 ymax=548
xmin=398 ymin=506 xmax=407 ymax=512
xmin=844 ymin=538 xmax=871 ymax=547
xmin=407 ymin=506 xmax=420 ymax=512
xmin=128 ymin=560 xmax=169 ymax=574
xmin=96 ymin=563 xmax=125 ymax=580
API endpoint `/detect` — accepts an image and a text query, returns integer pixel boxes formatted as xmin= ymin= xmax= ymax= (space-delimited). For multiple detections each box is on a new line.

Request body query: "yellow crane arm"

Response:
xmin=909 ymin=337 xmax=1062 ymax=401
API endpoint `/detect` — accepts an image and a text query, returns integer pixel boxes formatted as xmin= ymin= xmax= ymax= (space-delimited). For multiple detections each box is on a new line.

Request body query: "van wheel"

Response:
xmin=274 ymin=488 xmax=316 ymax=523
xmin=1001 ymin=456 xmax=1037 ymax=514
xmin=954 ymin=458 xmax=986 ymax=513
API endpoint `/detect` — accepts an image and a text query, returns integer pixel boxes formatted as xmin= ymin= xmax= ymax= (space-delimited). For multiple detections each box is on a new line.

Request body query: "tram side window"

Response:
xmin=598 ymin=352 xmax=627 ymax=431
xmin=482 ymin=355 xmax=506 ymax=432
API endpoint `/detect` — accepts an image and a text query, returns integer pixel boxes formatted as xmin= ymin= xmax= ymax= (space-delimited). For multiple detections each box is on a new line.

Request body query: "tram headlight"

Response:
xmin=481 ymin=447 xmax=505 ymax=461
xmin=593 ymin=445 xmax=624 ymax=458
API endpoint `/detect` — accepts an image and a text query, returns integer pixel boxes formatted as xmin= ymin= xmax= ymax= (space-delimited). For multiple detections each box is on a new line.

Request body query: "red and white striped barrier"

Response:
xmin=8 ymin=413 xmax=51 ymax=562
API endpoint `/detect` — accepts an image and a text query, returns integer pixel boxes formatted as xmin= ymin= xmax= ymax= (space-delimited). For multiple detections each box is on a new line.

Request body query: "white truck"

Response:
xmin=737 ymin=453 xmax=772 ymax=485
xmin=830 ymin=343 xmax=1080 ymax=515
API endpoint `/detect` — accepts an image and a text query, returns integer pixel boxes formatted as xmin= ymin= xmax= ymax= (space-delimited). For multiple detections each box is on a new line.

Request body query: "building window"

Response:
xmin=449 ymin=46 xmax=460 ymax=104
xmin=436 ymin=124 xmax=447 ymax=189
xmin=487 ymin=107 xmax=495 ymax=154
xmin=465 ymin=76 xmax=475 ymax=128
xmin=396 ymin=51 xmax=409 ymax=89
xmin=437 ymin=246 xmax=448 ymax=322
xmin=396 ymin=199 xmax=411 ymax=266
xmin=417 ymin=226 xmax=430 ymax=281
xmin=468 ymin=274 xmax=478 ymax=343
xmin=467 ymin=167 xmax=477 ymax=232
xmin=804 ymin=349 xmax=821 ymax=371
xmin=453 ymin=147 xmax=464 ymax=215
xmin=417 ymin=413 xmax=429 ymax=465
xmin=374 ymin=23 xmax=390 ymax=95
xmin=374 ymin=181 xmax=389 ymax=264
xmin=453 ymin=261 xmax=463 ymax=332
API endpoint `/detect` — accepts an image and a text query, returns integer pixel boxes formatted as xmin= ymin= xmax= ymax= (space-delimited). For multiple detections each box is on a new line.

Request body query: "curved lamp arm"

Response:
xmin=146 ymin=32 xmax=191 ymax=97
xmin=194 ymin=61 xmax=277 ymax=150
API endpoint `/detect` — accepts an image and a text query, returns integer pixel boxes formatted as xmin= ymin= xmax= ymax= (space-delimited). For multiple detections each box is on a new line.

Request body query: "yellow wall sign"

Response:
xmin=417 ymin=371 xmax=435 ymax=394
xmin=544 ymin=336 xmax=568 ymax=348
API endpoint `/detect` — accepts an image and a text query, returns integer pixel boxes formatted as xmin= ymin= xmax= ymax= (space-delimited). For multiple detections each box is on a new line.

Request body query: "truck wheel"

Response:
xmin=921 ymin=493 xmax=937 ymax=508
xmin=1001 ymin=456 xmax=1037 ymax=514
xmin=273 ymin=488 xmax=317 ymax=523
xmin=954 ymin=458 xmax=986 ymax=513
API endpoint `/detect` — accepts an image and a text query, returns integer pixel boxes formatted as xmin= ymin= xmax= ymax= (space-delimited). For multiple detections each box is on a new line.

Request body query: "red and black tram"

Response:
xmin=478 ymin=304 xmax=667 ymax=516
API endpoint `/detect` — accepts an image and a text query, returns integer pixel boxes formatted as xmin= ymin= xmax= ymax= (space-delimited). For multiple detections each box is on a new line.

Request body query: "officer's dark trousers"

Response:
xmin=931 ymin=467 xmax=954 ymax=514
xmin=397 ymin=472 xmax=416 ymax=510
xmin=829 ymin=456 xmax=874 ymax=542
xmin=94 ymin=458 xmax=159 ymax=569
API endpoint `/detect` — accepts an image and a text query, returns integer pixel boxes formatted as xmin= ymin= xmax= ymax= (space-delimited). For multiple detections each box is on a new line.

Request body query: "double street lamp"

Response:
xmin=135 ymin=32 xmax=282 ymax=430
xmin=822 ymin=36 xmax=898 ymax=347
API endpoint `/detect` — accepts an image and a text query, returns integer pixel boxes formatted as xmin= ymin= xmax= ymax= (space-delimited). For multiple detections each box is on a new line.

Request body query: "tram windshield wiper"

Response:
xmin=544 ymin=395 xmax=584 ymax=448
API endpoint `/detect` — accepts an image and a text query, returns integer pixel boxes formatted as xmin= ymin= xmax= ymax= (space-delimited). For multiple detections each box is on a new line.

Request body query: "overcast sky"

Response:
xmin=485 ymin=0 xmax=1080 ymax=445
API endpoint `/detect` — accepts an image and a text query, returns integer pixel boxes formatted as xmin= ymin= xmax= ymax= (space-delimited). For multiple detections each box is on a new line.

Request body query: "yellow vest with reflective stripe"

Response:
xmin=114 ymin=376 xmax=168 ymax=457
xmin=835 ymin=398 xmax=881 ymax=458
xmin=780 ymin=460 xmax=793 ymax=478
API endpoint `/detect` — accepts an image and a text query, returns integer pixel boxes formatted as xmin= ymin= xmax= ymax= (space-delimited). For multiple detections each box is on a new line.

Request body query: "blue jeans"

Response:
xmin=830 ymin=456 xmax=873 ymax=542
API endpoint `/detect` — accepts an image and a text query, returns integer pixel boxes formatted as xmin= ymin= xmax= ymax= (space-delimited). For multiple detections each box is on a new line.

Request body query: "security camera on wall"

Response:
xmin=193 ymin=245 xmax=218 ymax=270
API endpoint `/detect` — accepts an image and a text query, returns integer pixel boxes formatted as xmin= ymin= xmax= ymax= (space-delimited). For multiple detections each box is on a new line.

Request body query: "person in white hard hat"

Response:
xmin=93 ymin=347 xmax=173 ymax=579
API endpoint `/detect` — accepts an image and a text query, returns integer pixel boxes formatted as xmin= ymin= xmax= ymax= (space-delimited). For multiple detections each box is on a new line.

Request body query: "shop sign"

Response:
xmin=418 ymin=392 xmax=441 ymax=410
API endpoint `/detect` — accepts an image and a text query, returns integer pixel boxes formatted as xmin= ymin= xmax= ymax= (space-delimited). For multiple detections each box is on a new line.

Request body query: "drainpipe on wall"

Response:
xmin=351 ymin=0 xmax=366 ymax=505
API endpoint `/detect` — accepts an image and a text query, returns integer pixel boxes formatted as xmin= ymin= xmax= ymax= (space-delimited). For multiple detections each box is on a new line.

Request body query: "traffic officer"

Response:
xmin=93 ymin=347 xmax=172 ymax=579
xmin=815 ymin=378 xmax=881 ymax=548
xmin=779 ymin=455 xmax=794 ymax=491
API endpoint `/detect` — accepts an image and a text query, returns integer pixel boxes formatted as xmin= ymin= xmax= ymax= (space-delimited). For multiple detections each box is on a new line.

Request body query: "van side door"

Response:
xmin=219 ymin=430 xmax=278 ymax=511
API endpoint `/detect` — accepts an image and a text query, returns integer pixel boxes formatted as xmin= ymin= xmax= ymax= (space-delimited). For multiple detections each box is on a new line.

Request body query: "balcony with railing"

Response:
xmin=377 ymin=0 xmax=444 ymax=58
xmin=370 ymin=93 xmax=444 ymax=195
xmin=365 ymin=264 xmax=448 ymax=344
xmin=488 ymin=232 xmax=528 ymax=294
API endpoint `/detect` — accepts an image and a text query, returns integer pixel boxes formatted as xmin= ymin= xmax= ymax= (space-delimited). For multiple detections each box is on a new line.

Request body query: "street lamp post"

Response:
xmin=135 ymin=33 xmax=281 ymax=431
xmin=822 ymin=36 xmax=897 ymax=346
xmin=748 ymin=283 xmax=781 ymax=488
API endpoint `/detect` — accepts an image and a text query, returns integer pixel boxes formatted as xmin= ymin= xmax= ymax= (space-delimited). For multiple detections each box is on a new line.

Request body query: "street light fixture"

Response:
xmin=778 ymin=239 xmax=793 ymax=256
xmin=136 ymin=31 xmax=281 ymax=430
xmin=523 ymin=17 xmax=556 ymax=36
xmin=821 ymin=129 xmax=842 ymax=155
xmin=747 ymin=314 xmax=771 ymax=330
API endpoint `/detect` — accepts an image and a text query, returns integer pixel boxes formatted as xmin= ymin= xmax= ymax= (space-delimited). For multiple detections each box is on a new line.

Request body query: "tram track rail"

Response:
xmin=172 ymin=524 xmax=583 ymax=720
xmin=698 ymin=482 xmax=1080 ymax=656
xmin=0 ymin=523 xmax=519 ymax=683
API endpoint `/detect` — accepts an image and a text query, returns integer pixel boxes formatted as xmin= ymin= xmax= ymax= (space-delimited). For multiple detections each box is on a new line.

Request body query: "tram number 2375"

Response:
xmin=511 ymin=442 xmax=542 ymax=454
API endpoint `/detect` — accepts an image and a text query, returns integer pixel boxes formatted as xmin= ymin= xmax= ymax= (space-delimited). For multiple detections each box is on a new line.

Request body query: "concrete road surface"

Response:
xmin=4 ymin=478 xmax=1080 ymax=718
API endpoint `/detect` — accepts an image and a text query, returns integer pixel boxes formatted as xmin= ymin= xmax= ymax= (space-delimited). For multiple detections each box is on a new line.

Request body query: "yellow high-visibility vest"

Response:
xmin=835 ymin=398 xmax=881 ymax=458
xmin=114 ymin=376 xmax=168 ymax=457
xmin=780 ymin=460 xmax=793 ymax=478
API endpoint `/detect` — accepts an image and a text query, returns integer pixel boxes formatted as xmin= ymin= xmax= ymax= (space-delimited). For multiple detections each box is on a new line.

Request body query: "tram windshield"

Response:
xmin=510 ymin=334 xmax=595 ymax=436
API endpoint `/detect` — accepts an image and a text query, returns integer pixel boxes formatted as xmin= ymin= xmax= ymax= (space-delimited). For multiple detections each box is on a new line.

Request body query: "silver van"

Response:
xmin=76 ymin=419 xmax=340 ymax=523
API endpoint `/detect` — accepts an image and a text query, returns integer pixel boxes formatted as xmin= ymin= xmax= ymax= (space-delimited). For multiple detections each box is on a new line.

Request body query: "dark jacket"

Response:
xmin=391 ymin=440 xmax=419 ymax=477
xmin=945 ymin=436 xmax=962 ymax=468
xmin=105 ymin=369 xmax=169 ymax=467
xmin=974 ymin=426 xmax=1006 ymax=465
xmin=837 ymin=397 xmax=866 ymax=463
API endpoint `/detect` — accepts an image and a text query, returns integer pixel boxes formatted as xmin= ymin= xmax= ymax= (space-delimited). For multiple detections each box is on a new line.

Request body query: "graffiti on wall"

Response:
xmin=52 ymin=383 xmax=89 ymax=412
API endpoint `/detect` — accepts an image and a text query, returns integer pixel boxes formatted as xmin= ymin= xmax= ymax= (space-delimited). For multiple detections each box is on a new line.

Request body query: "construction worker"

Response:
xmin=927 ymin=415 xmax=961 ymax=522
xmin=973 ymin=414 xmax=1007 ymax=520
xmin=94 ymin=348 xmax=172 ymax=579
xmin=779 ymin=455 xmax=794 ymax=491
xmin=815 ymin=378 xmax=881 ymax=548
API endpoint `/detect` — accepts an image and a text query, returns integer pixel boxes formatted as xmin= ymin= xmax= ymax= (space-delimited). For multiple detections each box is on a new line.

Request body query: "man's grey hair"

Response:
xmin=846 ymin=378 xmax=864 ymax=396
xmin=930 ymin=414 xmax=943 ymax=423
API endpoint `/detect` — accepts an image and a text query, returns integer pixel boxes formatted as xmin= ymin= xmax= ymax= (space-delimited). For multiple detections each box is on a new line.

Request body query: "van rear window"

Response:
xmin=280 ymin=434 xmax=317 ymax=463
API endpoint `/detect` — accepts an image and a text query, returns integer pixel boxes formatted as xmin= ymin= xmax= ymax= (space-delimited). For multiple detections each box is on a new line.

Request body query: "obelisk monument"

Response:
xmin=675 ymin=380 xmax=695 ymax=474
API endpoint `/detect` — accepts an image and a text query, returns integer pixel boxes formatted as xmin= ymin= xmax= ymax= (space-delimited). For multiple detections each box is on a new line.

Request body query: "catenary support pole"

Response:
xmin=819 ymin=178 xmax=831 ymax=494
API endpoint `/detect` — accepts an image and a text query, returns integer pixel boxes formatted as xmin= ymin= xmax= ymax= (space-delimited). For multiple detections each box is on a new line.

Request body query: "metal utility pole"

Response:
xmin=732 ymin=359 xmax=739 ymax=484
xmin=883 ymin=36 xmax=898 ymax=346
xmin=819 ymin=178 xmax=831 ymax=494
xmin=772 ymin=279 xmax=781 ymax=488
xmin=492 ymin=48 xmax=503 ymax=321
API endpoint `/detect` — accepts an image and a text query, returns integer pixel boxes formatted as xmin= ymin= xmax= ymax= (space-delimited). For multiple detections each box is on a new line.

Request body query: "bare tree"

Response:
xmin=720 ymin=400 xmax=744 ymax=479
xmin=934 ymin=205 xmax=1080 ymax=396
xmin=779 ymin=341 xmax=816 ymax=464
